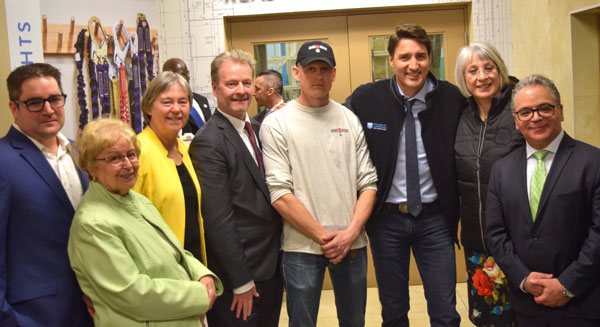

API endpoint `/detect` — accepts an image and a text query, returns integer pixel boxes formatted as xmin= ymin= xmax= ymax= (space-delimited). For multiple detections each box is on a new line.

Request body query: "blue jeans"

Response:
xmin=281 ymin=247 xmax=367 ymax=327
xmin=368 ymin=204 xmax=460 ymax=327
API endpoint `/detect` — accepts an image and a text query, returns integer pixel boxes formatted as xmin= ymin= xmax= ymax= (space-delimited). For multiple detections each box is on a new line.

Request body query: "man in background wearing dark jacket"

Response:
xmin=348 ymin=24 xmax=464 ymax=327
xmin=162 ymin=58 xmax=212 ymax=136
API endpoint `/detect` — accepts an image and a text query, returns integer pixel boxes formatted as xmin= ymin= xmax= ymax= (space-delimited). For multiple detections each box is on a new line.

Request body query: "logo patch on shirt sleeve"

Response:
xmin=366 ymin=122 xmax=387 ymax=131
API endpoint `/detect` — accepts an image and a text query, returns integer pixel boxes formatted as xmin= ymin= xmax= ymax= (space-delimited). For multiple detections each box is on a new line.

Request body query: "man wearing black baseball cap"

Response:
xmin=260 ymin=41 xmax=378 ymax=327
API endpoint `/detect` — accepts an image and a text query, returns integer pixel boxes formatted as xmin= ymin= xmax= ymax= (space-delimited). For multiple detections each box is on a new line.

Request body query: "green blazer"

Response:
xmin=68 ymin=181 xmax=223 ymax=327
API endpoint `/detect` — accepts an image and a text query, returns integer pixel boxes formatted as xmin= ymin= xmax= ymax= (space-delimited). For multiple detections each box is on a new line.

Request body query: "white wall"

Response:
xmin=41 ymin=0 xmax=157 ymax=139
xmin=35 ymin=0 xmax=511 ymax=138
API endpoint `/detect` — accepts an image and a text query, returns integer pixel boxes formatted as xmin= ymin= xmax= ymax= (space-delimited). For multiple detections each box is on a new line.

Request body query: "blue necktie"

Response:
xmin=404 ymin=99 xmax=422 ymax=217
xmin=189 ymin=106 xmax=204 ymax=129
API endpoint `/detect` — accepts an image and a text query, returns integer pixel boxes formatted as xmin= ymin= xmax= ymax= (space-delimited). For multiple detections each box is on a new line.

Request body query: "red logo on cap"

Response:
xmin=308 ymin=44 xmax=328 ymax=53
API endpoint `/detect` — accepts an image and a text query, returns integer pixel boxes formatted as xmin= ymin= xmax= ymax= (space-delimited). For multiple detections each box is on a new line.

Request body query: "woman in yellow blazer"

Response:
xmin=133 ymin=71 xmax=207 ymax=264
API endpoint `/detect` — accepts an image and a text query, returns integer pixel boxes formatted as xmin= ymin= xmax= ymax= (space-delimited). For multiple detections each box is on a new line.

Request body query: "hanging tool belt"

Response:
xmin=74 ymin=28 xmax=89 ymax=130
xmin=113 ymin=21 xmax=131 ymax=124
xmin=73 ymin=14 xmax=154 ymax=132
xmin=88 ymin=16 xmax=111 ymax=118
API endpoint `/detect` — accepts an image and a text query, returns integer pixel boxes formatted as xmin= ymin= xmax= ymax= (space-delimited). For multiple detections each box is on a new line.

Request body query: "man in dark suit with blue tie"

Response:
xmin=0 ymin=63 xmax=92 ymax=326
xmin=189 ymin=49 xmax=282 ymax=327
xmin=162 ymin=58 xmax=212 ymax=135
xmin=485 ymin=74 xmax=600 ymax=326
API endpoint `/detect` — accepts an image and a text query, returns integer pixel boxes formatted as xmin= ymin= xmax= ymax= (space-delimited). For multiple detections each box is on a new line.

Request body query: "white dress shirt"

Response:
xmin=13 ymin=124 xmax=83 ymax=209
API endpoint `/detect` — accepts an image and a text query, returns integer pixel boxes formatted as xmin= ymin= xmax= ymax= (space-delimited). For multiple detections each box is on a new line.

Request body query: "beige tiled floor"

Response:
xmin=279 ymin=283 xmax=475 ymax=327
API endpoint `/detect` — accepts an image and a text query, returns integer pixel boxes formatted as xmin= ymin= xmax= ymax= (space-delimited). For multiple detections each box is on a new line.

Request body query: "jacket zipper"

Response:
xmin=476 ymin=119 xmax=489 ymax=253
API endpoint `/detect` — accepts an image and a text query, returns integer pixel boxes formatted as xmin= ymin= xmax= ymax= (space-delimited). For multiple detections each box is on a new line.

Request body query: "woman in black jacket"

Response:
xmin=454 ymin=43 xmax=523 ymax=327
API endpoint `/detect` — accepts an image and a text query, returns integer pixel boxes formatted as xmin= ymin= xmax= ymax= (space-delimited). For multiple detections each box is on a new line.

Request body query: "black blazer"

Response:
xmin=182 ymin=93 xmax=212 ymax=135
xmin=252 ymin=109 xmax=268 ymax=125
xmin=349 ymin=74 xmax=465 ymax=238
xmin=485 ymin=133 xmax=600 ymax=319
xmin=189 ymin=111 xmax=281 ymax=290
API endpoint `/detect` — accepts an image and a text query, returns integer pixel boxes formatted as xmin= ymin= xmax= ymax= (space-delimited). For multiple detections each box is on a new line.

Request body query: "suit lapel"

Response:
xmin=67 ymin=140 xmax=89 ymax=191
xmin=251 ymin=118 xmax=271 ymax=199
xmin=535 ymin=134 xmax=574 ymax=224
xmin=214 ymin=112 xmax=270 ymax=200
xmin=193 ymin=93 xmax=212 ymax=121
xmin=8 ymin=127 xmax=75 ymax=212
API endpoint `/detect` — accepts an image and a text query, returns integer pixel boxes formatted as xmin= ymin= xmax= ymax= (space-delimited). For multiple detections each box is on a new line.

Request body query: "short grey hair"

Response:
xmin=210 ymin=49 xmax=256 ymax=85
xmin=141 ymin=71 xmax=192 ymax=122
xmin=454 ymin=42 xmax=509 ymax=98
xmin=512 ymin=74 xmax=561 ymax=111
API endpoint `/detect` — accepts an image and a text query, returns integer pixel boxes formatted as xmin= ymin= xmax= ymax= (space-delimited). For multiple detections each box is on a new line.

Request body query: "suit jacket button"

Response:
xmin=533 ymin=236 xmax=539 ymax=241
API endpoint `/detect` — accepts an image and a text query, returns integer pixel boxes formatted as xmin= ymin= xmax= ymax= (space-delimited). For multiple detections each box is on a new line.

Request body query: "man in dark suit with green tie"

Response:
xmin=485 ymin=74 xmax=600 ymax=326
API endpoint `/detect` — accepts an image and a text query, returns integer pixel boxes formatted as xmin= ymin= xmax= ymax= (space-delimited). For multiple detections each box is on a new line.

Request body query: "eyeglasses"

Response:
xmin=95 ymin=152 xmax=138 ymax=167
xmin=13 ymin=94 xmax=67 ymax=112
xmin=466 ymin=65 xmax=496 ymax=76
xmin=514 ymin=105 xmax=555 ymax=121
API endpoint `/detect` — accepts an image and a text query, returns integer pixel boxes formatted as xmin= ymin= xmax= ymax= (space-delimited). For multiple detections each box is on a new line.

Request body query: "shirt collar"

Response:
xmin=12 ymin=123 xmax=69 ymax=153
xmin=526 ymin=130 xmax=564 ymax=158
xmin=216 ymin=107 xmax=250 ymax=134
xmin=269 ymin=99 xmax=284 ymax=111
xmin=396 ymin=76 xmax=434 ymax=103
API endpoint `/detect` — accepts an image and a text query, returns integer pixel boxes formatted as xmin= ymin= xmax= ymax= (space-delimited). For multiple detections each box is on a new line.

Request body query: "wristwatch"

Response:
xmin=562 ymin=286 xmax=575 ymax=298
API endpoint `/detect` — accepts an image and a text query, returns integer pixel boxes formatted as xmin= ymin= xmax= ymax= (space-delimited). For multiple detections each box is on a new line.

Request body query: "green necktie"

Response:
xmin=530 ymin=150 xmax=549 ymax=221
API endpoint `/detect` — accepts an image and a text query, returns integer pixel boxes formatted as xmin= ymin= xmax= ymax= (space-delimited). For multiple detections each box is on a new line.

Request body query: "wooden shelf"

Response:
xmin=42 ymin=15 xmax=158 ymax=55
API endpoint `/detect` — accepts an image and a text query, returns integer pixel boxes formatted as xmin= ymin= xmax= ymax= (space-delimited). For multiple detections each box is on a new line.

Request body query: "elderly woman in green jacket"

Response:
xmin=68 ymin=119 xmax=222 ymax=327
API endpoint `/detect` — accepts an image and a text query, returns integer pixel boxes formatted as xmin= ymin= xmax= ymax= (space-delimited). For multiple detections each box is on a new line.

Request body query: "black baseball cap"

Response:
xmin=295 ymin=41 xmax=336 ymax=68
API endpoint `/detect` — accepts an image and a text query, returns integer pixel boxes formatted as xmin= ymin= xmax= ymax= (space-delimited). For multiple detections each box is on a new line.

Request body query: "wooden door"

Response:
xmin=227 ymin=5 xmax=467 ymax=287
xmin=229 ymin=15 xmax=351 ymax=116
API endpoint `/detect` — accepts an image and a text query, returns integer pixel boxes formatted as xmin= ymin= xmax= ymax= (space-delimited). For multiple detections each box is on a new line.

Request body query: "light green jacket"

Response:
xmin=68 ymin=181 xmax=223 ymax=327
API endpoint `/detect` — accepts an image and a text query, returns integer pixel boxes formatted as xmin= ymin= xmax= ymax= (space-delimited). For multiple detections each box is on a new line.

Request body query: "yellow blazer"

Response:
xmin=133 ymin=127 xmax=207 ymax=264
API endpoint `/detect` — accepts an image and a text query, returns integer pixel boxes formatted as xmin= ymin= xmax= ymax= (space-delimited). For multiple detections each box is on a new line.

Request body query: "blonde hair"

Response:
xmin=454 ymin=42 xmax=509 ymax=98
xmin=141 ymin=71 xmax=192 ymax=122
xmin=77 ymin=119 xmax=140 ymax=180
xmin=210 ymin=49 xmax=256 ymax=84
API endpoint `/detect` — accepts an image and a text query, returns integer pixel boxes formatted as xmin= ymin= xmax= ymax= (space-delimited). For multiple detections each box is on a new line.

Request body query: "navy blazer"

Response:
xmin=485 ymin=133 xmax=600 ymax=319
xmin=0 ymin=127 xmax=92 ymax=327
xmin=189 ymin=111 xmax=281 ymax=290
xmin=182 ymin=93 xmax=212 ymax=135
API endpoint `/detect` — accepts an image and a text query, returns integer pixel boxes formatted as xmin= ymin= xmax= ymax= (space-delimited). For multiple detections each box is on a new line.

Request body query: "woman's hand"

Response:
xmin=82 ymin=294 xmax=95 ymax=318
xmin=199 ymin=275 xmax=217 ymax=309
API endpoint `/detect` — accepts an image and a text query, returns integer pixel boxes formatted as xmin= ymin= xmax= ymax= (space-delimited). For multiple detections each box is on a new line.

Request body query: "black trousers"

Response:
xmin=207 ymin=273 xmax=283 ymax=327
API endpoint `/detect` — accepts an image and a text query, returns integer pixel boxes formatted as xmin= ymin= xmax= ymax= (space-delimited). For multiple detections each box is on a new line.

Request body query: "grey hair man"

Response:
xmin=485 ymin=74 xmax=600 ymax=326
xmin=189 ymin=49 xmax=283 ymax=327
